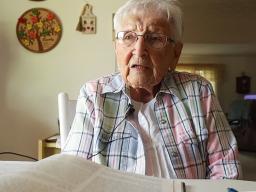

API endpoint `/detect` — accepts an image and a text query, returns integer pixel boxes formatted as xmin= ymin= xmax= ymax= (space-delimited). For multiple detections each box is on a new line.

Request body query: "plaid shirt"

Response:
xmin=62 ymin=71 xmax=241 ymax=179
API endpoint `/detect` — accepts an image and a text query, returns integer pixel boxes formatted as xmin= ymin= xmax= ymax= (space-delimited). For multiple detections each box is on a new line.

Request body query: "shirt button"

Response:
xmin=160 ymin=119 xmax=167 ymax=124
xmin=171 ymin=152 xmax=178 ymax=157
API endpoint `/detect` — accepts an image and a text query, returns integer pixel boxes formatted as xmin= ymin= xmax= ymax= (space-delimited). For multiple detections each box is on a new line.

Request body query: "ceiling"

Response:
xmin=180 ymin=0 xmax=256 ymax=44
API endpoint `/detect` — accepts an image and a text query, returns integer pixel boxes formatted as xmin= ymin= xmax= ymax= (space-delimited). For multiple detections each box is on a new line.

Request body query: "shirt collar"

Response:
xmin=101 ymin=73 xmax=125 ymax=94
xmin=158 ymin=71 xmax=181 ymax=96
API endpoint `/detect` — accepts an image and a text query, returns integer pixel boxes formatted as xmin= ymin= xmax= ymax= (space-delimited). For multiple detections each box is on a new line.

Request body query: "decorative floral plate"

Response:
xmin=16 ymin=8 xmax=62 ymax=53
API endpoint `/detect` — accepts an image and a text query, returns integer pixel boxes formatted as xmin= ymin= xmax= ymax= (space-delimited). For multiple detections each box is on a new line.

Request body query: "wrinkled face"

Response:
xmin=115 ymin=10 xmax=183 ymax=92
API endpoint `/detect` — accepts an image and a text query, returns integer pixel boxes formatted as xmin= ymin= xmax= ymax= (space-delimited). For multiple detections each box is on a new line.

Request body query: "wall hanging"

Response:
xmin=236 ymin=73 xmax=251 ymax=94
xmin=16 ymin=8 xmax=62 ymax=53
xmin=76 ymin=3 xmax=96 ymax=34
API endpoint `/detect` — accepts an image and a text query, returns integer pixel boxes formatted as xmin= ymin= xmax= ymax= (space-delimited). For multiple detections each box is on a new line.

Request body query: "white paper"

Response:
xmin=0 ymin=154 xmax=179 ymax=192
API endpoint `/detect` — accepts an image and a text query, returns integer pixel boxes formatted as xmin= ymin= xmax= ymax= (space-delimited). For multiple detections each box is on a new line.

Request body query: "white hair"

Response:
xmin=113 ymin=0 xmax=183 ymax=42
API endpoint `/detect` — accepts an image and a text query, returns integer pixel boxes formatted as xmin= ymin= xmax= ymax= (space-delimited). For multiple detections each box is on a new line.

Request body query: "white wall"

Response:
xmin=0 ymin=0 xmax=256 ymax=160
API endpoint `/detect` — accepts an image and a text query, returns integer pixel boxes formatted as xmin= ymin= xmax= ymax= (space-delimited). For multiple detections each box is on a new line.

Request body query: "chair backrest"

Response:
xmin=228 ymin=99 xmax=250 ymax=121
xmin=58 ymin=92 xmax=77 ymax=150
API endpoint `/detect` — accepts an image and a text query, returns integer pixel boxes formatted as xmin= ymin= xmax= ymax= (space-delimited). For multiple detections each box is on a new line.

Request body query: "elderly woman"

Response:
xmin=63 ymin=0 xmax=241 ymax=179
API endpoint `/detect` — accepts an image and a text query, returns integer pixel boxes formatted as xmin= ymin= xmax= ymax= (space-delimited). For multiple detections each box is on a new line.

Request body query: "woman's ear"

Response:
xmin=169 ymin=42 xmax=183 ymax=71
xmin=174 ymin=42 xmax=183 ymax=59
xmin=113 ymin=40 xmax=116 ymax=50
xmin=114 ymin=41 xmax=119 ymax=55
xmin=173 ymin=42 xmax=183 ymax=65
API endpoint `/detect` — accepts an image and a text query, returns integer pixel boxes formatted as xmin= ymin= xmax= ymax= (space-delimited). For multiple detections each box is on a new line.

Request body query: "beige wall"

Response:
xmin=0 ymin=0 xmax=256 ymax=160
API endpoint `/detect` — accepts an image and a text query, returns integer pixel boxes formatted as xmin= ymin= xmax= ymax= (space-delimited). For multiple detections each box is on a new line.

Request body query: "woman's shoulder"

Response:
xmin=80 ymin=72 xmax=124 ymax=95
xmin=172 ymin=70 xmax=211 ymax=85
xmin=163 ymin=71 xmax=214 ymax=94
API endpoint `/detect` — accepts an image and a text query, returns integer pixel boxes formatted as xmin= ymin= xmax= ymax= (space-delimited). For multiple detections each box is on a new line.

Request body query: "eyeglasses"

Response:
xmin=116 ymin=31 xmax=175 ymax=49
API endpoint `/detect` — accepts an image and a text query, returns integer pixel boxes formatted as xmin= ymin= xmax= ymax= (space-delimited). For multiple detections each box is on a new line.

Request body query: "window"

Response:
xmin=176 ymin=64 xmax=220 ymax=94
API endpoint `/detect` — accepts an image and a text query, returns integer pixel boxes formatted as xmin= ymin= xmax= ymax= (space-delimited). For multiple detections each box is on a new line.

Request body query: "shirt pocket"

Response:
xmin=163 ymin=128 xmax=208 ymax=178
xmin=105 ymin=128 xmax=139 ymax=170
xmin=105 ymin=127 xmax=138 ymax=155
xmin=179 ymin=127 xmax=208 ymax=144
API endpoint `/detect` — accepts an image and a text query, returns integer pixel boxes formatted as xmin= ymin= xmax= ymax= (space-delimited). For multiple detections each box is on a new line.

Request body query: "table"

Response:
xmin=179 ymin=179 xmax=256 ymax=192
xmin=38 ymin=137 xmax=60 ymax=160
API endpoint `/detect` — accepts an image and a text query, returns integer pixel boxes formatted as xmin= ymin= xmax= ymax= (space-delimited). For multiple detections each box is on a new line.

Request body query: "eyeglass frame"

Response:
xmin=115 ymin=31 xmax=175 ymax=49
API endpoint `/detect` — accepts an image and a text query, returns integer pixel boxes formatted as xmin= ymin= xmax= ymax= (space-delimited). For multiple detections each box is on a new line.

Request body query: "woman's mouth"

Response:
xmin=131 ymin=64 xmax=147 ymax=70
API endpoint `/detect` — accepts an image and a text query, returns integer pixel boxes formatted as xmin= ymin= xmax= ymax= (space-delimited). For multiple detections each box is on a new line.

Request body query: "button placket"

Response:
xmin=160 ymin=119 xmax=167 ymax=125
xmin=171 ymin=151 xmax=179 ymax=158
xmin=155 ymin=99 xmax=186 ymax=178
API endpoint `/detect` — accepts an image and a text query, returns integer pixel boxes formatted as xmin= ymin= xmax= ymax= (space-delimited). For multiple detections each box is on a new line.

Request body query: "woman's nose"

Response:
xmin=133 ymin=36 xmax=147 ymax=56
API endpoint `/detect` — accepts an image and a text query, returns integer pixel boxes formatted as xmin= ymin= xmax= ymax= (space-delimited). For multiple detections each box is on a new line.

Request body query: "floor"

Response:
xmin=239 ymin=151 xmax=256 ymax=181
